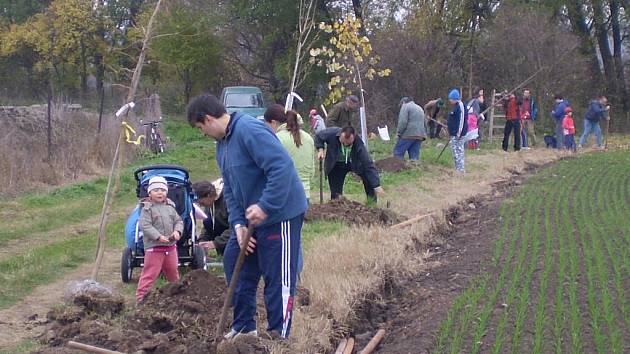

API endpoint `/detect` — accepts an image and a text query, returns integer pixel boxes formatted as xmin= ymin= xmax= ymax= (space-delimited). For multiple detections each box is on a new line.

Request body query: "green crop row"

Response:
xmin=434 ymin=151 xmax=630 ymax=353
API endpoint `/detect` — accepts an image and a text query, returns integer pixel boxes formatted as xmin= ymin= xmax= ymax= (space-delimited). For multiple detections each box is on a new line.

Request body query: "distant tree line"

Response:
xmin=0 ymin=0 xmax=629 ymax=130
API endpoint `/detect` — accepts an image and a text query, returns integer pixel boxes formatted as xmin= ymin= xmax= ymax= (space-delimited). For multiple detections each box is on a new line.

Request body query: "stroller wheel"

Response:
xmin=191 ymin=245 xmax=207 ymax=271
xmin=121 ymin=247 xmax=134 ymax=283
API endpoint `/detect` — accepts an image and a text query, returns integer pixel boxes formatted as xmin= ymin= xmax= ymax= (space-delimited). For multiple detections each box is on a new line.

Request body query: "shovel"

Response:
xmin=215 ymin=225 xmax=254 ymax=345
xmin=319 ymin=159 xmax=324 ymax=204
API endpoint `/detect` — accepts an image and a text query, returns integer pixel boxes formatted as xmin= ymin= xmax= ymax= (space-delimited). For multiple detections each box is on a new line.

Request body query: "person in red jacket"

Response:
xmin=562 ymin=106 xmax=576 ymax=152
xmin=502 ymin=93 xmax=521 ymax=152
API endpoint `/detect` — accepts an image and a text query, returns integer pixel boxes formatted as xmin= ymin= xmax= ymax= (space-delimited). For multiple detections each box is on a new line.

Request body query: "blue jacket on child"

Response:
xmin=217 ymin=112 xmax=308 ymax=229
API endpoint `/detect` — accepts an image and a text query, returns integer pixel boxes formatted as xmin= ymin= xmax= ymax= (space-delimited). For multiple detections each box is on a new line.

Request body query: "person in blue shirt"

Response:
xmin=578 ymin=95 xmax=610 ymax=149
xmin=447 ymin=89 xmax=468 ymax=173
xmin=551 ymin=94 xmax=570 ymax=150
xmin=187 ymin=94 xmax=307 ymax=339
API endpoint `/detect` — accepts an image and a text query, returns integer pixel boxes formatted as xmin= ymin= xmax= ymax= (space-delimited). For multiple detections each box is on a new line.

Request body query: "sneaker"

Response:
xmin=577 ymin=144 xmax=583 ymax=149
xmin=224 ymin=329 xmax=258 ymax=340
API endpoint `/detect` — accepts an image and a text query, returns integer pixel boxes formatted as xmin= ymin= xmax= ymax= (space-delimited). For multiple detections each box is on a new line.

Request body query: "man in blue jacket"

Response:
xmin=187 ymin=94 xmax=307 ymax=339
xmin=551 ymin=94 xmax=569 ymax=149
xmin=579 ymin=95 xmax=609 ymax=149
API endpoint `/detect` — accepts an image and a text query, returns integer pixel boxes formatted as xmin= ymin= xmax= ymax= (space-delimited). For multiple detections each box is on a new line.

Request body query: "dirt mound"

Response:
xmin=375 ymin=157 xmax=409 ymax=173
xmin=306 ymin=197 xmax=402 ymax=226
xmin=38 ymin=270 xmax=269 ymax=354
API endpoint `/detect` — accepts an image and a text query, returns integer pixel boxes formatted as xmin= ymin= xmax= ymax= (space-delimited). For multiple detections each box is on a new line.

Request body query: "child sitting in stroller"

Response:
xmin=136 ymin=176 xmax=184 ymax=302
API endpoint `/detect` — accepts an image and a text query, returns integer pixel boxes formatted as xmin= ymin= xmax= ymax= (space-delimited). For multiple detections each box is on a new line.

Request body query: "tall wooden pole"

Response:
xmin=92 ymin=0 xmax=166 ymax=280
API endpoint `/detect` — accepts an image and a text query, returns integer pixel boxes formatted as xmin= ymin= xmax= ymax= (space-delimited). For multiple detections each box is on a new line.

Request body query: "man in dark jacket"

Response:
xmin=394 ymin=97 xmax=427 ymax=161
xmin=193 ymin=180 xmax=229 ymax=255
xmin=316 ymin=126 xmax=384 ymax=202
xmin=424 ymin=98 xmax=445 ymax=139
xmin=551 ymin=94 xmax=570 ymax=150
xmin=326 ymin=95 xmax=360 ymax=128
xmin=579 ymin=95 xmax=609 ymax=149
xmin=187 ymin=94 xmax=307 ymax=339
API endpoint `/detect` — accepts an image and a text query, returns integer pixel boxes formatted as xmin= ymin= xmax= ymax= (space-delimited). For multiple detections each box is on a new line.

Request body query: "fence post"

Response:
xmin=489 ymin=89 xmax=496 ymax=142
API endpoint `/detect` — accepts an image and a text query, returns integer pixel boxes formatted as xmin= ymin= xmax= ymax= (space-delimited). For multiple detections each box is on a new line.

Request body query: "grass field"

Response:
xmin=434 ymin=150 xmax=630 ymax=353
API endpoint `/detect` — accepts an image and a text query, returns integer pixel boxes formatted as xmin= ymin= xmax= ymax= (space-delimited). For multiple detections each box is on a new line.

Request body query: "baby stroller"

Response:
xmin=121 ymin=164 xmax=206 ymax=283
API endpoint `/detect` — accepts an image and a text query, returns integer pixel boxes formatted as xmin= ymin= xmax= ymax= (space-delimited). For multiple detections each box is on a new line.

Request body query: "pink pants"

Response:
xmin=136 ymin=245 xmax=179 ymax=302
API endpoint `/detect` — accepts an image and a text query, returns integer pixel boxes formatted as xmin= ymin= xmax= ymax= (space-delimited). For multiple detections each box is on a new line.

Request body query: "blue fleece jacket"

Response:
xmin=584 ymin=100 xmax=607 ymax=122
xmin=217 ymin=112 xmax=307 ymax=229
xmin=447 ymin=101 xmax=468 ymax=137
xmin=551 ymin=100 xmax=570 ymax=122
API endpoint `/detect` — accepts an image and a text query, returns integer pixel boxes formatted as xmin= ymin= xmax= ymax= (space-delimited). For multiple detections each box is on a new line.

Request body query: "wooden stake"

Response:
xmin=215 ymin=226 xmax=254 ymax=343
xmin=91 ymin=0 xmax=165 ymax=280
xmin=390 ymin=213 xmax=433 ymax=229
xmin=67 ymin=341 xmax=123 ymax=354
xmin=343 ymin=337 xmax=355 ymax=354
xmin=358 ymin=329 xmax=386 ymax=354
xmin=334 ymin=338 xmax=348 ymax=354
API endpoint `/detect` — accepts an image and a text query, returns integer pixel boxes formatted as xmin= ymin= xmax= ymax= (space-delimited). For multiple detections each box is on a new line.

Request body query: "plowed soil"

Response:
xmin=306 ymin=197 xmax=402 ymax=226
xmin=343 ymin=167 xmax=533 ymax=353
xmin=36 ymin=270 xmax=268 ymax=354
xmin=375 ymin=157 xmax=409 ymax=173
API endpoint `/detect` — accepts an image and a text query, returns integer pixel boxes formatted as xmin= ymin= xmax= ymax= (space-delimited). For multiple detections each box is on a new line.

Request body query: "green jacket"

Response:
xmin=326 ymin=101 xmax=359 ymax=128
xmin=276 ymin=124 xmax=315 ymax=199
xmin=397 ymin=101 xmax=427 ymax=140
xmin=139 ymin=198 xmax=184 ymax=250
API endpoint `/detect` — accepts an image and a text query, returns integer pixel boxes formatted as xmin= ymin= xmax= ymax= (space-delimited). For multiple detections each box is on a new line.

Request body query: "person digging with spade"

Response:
xmin=187 ymin=94 xmax=307 ymax=340
xmin=315 ymin=126 xmax=384 ymax=203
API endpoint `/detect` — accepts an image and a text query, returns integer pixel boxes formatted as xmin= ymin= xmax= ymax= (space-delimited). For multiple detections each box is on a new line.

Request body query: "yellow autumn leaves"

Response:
xmin=310 ymin=15 xmax=391 ymax=106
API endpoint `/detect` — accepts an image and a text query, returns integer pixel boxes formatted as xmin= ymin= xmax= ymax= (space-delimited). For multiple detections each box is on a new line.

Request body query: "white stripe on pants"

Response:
xmin=281 ymin=220 xmax=291 ymax=337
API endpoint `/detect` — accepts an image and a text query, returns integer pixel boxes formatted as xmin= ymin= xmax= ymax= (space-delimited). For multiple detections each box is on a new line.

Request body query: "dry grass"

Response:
xmin=272 ymin=148 xmax=567 ymax=354
xmin=275 ymin=222 xmax=434 ymax=354
xmin=0 ymin=103 xmax=120 ymax=195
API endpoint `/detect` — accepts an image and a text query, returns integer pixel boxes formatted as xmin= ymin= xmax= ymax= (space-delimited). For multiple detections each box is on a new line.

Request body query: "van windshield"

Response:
xmin=225 ymin=93 xmax=263 ymax=108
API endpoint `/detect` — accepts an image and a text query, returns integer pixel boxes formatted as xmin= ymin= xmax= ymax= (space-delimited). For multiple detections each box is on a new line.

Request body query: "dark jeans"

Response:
xmin=564 ymin=134 xmax=576 ymax=151
xmin=502 ymin=119 xmax=521 ymax=151
xmin=329 ymin=162 xmax=376 ymax=202
xmin=428 ymin=119 xmax=442 ymax=139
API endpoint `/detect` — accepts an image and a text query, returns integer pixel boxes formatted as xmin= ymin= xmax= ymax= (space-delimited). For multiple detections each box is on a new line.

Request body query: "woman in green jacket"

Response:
xmin=264 ymin=104 xmax=315 ymax=203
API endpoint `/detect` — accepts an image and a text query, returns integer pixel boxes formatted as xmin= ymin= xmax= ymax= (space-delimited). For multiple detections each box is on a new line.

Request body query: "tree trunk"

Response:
xmin=566 ymin=0 xmax=602 ymax=82
xmin=591 ymin=0 xmax=616 ymax=95
xmin=47 ymin=71 xmax=53 ymax=163
xmin=80 ymin=41 xmax=88 ymax=97
xmin=184 ymin=68 xmax=192 ymax=105
xmin=610 ymin=0 xmax=630 ymax=115
xmin=351 ymin=0 xmax=367 ymax=36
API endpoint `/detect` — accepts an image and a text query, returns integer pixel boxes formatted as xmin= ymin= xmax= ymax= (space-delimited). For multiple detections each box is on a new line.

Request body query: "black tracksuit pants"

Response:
xmin=502 ymin=119 xmax=521 ymax=151
xmin=328 ymin=162 xmax=376 ymax=202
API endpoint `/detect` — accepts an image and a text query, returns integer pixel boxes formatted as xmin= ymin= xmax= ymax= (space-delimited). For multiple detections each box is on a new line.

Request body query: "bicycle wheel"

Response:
xmin=155 ymin=133 xmax=165 ymax=154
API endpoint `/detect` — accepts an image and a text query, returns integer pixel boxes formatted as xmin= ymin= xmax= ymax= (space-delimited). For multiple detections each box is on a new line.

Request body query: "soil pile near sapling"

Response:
xmin=375 ymin=157 xmax=409 ymax=173
xmin=306 ymin=197 xmax=402 ymax=226
xmin=38 ymin=270 xmax=268 ymax=354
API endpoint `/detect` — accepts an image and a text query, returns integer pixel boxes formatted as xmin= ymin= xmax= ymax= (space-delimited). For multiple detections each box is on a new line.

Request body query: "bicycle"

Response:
xmin=140 ymin=117 xmax=165 ymax=154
